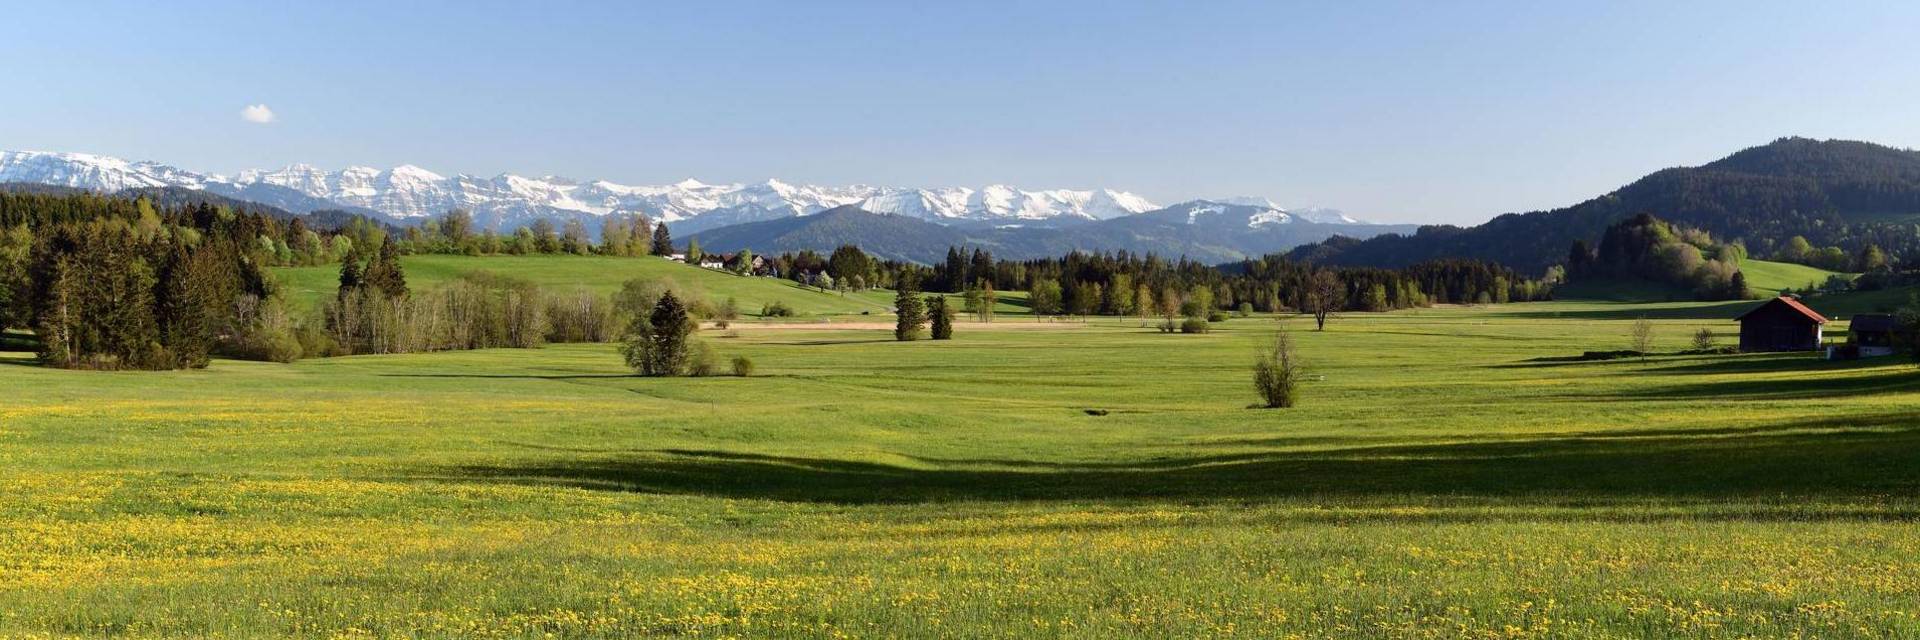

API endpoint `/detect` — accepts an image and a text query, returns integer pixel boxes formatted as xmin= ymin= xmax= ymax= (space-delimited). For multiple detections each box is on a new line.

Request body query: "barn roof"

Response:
xmin=1851 ymin=314 xmax=1897 ymax=332
xmin=1735 ymin=296 xmax=1827 ymax=324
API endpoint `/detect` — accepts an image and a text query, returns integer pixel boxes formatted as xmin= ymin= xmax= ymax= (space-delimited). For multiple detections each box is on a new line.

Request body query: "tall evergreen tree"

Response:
xmin=363 ymin=239 xmax=408 ymax=299
xmin=651 ymin=222 xmax=674 ymax=256
xmin=621 ymin=290 xmax=693 ymax=376
xmin=928 ymin=295 xmax=953 ymax=340
xmin=894 ymin=275 xmax=925 ymax=341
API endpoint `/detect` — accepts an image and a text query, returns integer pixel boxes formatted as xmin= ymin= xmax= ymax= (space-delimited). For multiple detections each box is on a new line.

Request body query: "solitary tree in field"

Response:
xmin=1691 ymin=327 xmax=1716 ymax=351
xmin=621 ymin=291 xmax=693 ymax=376
xmin=895 ymin=276 xmax=926 ymax=341
xmin=1630 ymin=317 xmax=1656 ymax=359
xmin=928 ymin=295 xmax=953 ymax=340
xmin=1304 ymin=269 xmax=1343 ymax=331
xmin=1253 ymin=330 xmax=1304 ymax=408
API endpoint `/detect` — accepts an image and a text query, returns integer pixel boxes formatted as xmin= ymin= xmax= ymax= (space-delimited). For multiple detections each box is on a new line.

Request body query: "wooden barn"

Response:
xmin=1848 ymin=314 xmax=1898 ymax=357
xmin=1735 ymin=296 xmax=1826 ymax=352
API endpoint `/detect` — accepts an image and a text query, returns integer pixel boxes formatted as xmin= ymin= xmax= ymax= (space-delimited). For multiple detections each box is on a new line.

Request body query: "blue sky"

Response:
xmin=2 ymin=1 xmax=1917 ymax=224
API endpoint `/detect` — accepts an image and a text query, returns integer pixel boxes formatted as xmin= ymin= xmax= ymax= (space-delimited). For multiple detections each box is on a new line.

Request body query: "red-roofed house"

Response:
xmin=1735 ymin=296 xmax=1827 ymax=352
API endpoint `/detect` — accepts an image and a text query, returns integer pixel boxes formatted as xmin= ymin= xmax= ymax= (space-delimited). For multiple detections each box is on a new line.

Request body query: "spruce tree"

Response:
xmin=894 ymin=275 xmax=925 ymax=341
xmin=622 ymin=290 xmax=693 ymax=376
xmin=364 ymin=240 xmax=408 ymax=299
xmin=928 ymin=295 xmax=953 ymax=340
xmin=651 ymin=222 xmax=674 ymax=256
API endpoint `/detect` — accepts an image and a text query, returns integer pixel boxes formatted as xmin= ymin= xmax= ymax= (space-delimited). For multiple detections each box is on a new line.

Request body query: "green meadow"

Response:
xmin=272 ymin=254 xmax=899 ymax=317
xmin=4 ymin=299 xmax=1919 ymax=638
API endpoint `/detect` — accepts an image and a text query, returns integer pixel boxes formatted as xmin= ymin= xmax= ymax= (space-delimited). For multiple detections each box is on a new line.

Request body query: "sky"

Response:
xmin=2 ymin=1 xmax=1919 ymax=225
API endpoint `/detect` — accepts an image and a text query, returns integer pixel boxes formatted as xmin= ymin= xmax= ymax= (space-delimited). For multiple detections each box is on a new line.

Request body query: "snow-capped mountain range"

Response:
xmin=0 ymin=149 xmax=1370 ymax=232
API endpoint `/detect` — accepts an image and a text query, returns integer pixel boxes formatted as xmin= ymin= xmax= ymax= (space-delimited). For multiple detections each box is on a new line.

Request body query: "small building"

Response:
xmin=665 ymin=253 xmax=687 ymax=262
xmin=1735 ymin=296 xmax=1826 ymax=352
xmin=697 ymin=254 xmax=726 ymax=269
xmin=1848 ymin=314 xmax=1898 ymax=357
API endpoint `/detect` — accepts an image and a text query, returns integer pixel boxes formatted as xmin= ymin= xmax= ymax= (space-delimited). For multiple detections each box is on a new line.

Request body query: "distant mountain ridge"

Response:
xmin=1286 ymin=137 xmax=1920 ymax=273
xmin=691 ymin=202 xmax=1416 ymax=263
xmin=0 ymin=149 xmax=1377 ymax=235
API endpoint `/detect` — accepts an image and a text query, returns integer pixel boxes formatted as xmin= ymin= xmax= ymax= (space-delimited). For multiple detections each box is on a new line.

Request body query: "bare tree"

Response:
xmin=1630 ymin=317 xmax=1656 ymax=359
xmin=1304 ymin=270 xmax=1344 ymax=331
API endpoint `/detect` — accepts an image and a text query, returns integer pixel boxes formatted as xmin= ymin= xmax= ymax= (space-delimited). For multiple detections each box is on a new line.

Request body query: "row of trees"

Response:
xmin=400 ymin=210 xmax=677 ymax=258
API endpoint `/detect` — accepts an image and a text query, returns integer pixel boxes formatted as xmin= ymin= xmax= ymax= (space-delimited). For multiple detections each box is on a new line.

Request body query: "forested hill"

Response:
xmin=1287 ymin=137 xmax=1920 ymax=274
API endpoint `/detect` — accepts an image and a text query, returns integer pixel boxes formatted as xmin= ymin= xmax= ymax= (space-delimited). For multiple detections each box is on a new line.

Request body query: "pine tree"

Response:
xmin=894 ymin=275 xmax=925 ymax=341
xmin=928 ymin=295 xmax=953 ymax=340
xmin=363 ymin=240 xmax=408 ymax=299
xmin=622 ymin=290 xmax=693 ymax=375
xmin=651 ymin=222 xmax=674 ymax=256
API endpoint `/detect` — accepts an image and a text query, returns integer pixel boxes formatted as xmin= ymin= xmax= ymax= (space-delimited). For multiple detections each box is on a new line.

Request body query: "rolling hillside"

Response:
xmin=1289 ymin=137 xmax=1920 ymax=273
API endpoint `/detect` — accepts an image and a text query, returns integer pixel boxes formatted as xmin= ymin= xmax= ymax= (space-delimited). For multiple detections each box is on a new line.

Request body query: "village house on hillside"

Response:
xmin=1735 ymin=296 xmax=1826 ymax=352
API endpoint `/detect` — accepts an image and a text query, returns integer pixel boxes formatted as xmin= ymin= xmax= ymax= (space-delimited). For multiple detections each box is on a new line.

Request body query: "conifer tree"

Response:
xmin=651 ymin=222 xmax=674 ymax=256
xmin=363 ymin=240 xmax=408 ymax=299
xmin=894 ymin=275 xmax=925 ymax=341
xmin=622 ymin=290 xmax=693 ymax=376
xmin=928 ymin=295 xmax=953 ymax=340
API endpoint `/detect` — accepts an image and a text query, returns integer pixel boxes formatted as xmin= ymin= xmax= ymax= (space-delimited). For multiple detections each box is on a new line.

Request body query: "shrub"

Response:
xmin=761 ymin=300 xmax=795 ymax=317
xmin=1691 ymin=328 xmax=1716 ymax=351
xmin=1237 ymin=302 xmax=1253 ymax=317
xmin=1207 ymin=311 xmax=1230 ymax=322
xmin=1180 ymin=318 xmax=1210 ymax=334
xmin=1158 ymin=318 xmax=1178 ymax=333
xmin=1253 ymin=331 xmax=1303 ymax=408
xmin=688 ymin=342 xmax=719 ymax=377
xmin=731 ymin=355 xmax=755 ymax=377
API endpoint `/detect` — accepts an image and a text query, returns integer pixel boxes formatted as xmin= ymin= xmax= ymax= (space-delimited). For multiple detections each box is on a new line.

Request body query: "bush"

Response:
xmin=1237 ymin=302 xmax=1253 ymax=317
xmin=1207 ymin=311 xmax=1230 ymax=323
xmin=1252 ymin=331 xmax=1303 ymax=408
xmin=688 ymin=342 xmax=719 ymax=377
xmin=1157 ymin=318 xmax=1178 ymax=333
xmin=1180 ymin=318 xmax=1210 ymax=334
xmin=761 ymin=300 xmax=795 ymax=317
xmin=1691 ymin=328 xmax=1716 ymax=351
xmin=731 ymin=355 xmax=755 ymax=377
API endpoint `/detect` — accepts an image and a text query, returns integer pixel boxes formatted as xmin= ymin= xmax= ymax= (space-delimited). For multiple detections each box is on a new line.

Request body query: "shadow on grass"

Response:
xmin=1 ymin=329 xmax=39 ymax=353
xmin=430 ymin=412 xmax=1920 ymax=508
xmin=1608 ymin=371 xmax=1920 ymax=401
xmin=1490 ymin=300 xmax=1757 ymax=321
xmin=380 ymin=373 xmax=637 ymax=380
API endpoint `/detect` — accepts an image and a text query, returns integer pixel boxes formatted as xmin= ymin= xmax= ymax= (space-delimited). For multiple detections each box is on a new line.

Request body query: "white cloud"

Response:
xmin=240 ymin=104 xmax=276 ymax=124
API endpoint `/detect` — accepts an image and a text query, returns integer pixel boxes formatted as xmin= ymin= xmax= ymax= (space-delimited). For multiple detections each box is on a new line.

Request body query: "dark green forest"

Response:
xmin=1289 ymin=138 xmax=1920 ymax=274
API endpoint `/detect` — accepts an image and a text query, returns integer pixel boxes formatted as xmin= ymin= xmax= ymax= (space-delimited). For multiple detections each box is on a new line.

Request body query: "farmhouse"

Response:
xmin=1848 ymin=314 xmax=1898 ymax=357
xmin=1735 ymin=296 xmax=1826 ymax=352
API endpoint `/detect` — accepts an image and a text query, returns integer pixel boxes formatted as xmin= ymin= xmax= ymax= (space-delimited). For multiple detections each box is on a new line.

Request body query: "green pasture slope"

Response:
xmin=273 ymin=254 xmax=894 ymax=316
xmin=1739 ymin=259 xmax=1853 ymax=294
xmin=5 ymin=301 xmax=1920 ymax=637
xmin=1555 ymin=259 xmax=1854 ymax=303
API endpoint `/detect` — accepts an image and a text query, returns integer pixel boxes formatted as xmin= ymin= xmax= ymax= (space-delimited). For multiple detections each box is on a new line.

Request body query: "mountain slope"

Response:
xmin=1287 ymin=137 xmax=1920 ymax=273
xmin=691 ymin=201 xmax=1414 ymax=263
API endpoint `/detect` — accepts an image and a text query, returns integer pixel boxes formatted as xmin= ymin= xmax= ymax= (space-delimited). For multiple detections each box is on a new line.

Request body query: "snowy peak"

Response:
xmin=0 ymin=149 xmax=1371 ymax=231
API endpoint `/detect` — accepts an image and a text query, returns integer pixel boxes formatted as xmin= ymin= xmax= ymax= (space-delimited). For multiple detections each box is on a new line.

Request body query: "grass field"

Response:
xmin=5 ymin=302 xmax=1919 ymax=638
xmin=1739 ymin=259 xmax=1853 ymax=294
xmin=272 ymin=255 xmax=898 ymax=317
